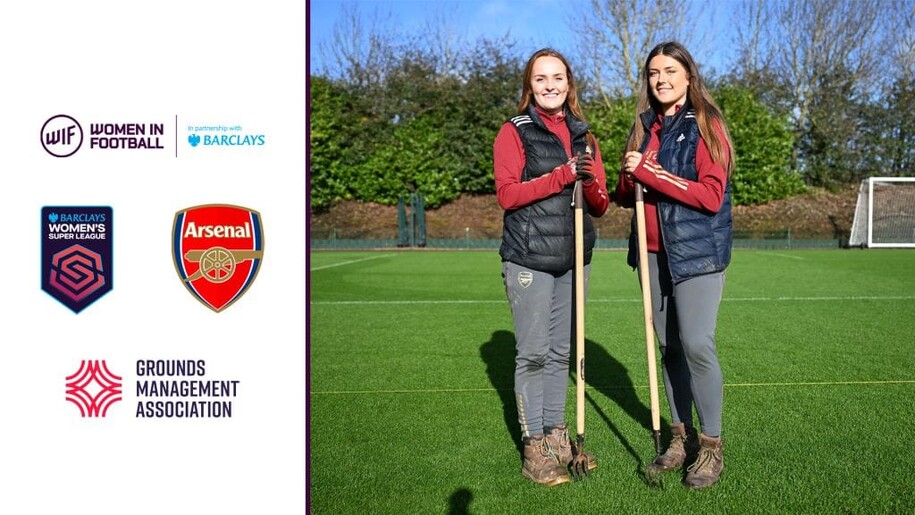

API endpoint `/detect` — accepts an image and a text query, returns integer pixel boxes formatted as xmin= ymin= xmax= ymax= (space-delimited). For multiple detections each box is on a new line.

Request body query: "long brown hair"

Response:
xmin=624 ymin=41 xmax=734 ymax=176
xmin=517 ymin=48 xmax=586 ymax=122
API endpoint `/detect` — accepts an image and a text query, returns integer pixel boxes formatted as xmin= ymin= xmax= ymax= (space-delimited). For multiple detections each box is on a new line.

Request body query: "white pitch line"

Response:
xmin=311 ymin=295 xmax=915 ymax=305
xmin=310 ymin=379 xmax=915 ymax=396
xmin=310 ymin=299 xmax=506 ymax=305
xmin=725 ymin=295 xmax=915 ymax=302
xmin=310 ymin=253 xmax=394 ymax=271
xmin=766 ymin=252 xmax=805 ymax=260
xmin=726 ymin=380 xmax=915 ymax=387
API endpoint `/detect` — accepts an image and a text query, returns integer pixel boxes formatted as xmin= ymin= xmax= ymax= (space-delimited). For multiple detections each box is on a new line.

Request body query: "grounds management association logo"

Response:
xmin=41 ymin=114 xmax=83 ymax=157
xmin=65 ymin=360 xmax=123 ymax=418
xmin=64 ymin=358 xmax=241 ymax=420
xmin=41 ymin=206 xmax=112 ymax=313
xmin=135 ymin=359 xmax=240 ymax=418
xmin=172 ymin=204 xmax=264 ymax=312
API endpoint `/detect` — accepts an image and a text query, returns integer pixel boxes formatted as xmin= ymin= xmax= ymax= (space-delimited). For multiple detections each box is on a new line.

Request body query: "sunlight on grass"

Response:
xmin=309 ymin=249 xmax=915 ymax=514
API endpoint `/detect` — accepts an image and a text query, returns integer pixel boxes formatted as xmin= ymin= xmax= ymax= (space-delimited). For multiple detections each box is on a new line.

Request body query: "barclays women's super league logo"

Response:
xmin=41 ymin=206 xmax=113 ymax=313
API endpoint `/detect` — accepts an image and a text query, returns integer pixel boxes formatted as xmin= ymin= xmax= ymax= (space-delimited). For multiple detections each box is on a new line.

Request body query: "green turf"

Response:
xmin=309 ymin=249 xmax=915 ymax=514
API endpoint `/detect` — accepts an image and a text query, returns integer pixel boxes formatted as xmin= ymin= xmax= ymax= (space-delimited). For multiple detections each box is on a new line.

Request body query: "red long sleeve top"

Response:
xmin=614 ymin=115 xmax=730 ymax=252
xmin=494 ymin=108 xmax=610 ymax=217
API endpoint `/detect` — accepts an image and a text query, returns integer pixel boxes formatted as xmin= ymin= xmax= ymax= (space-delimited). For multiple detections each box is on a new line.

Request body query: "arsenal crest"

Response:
xmin=41 ymin=206 xmax=113 ymax=313
xmin=172 ymin=204 xmax=264 ymax=312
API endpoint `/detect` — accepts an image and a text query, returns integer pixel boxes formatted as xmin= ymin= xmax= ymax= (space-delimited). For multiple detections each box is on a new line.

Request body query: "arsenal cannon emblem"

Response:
xmin=172 ymin=204 xmax=264 ymax=312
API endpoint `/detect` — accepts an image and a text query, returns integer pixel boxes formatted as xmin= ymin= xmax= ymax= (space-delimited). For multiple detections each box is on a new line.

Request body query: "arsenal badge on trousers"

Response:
xmin=172 ymin=204 xmax=264 ymax=312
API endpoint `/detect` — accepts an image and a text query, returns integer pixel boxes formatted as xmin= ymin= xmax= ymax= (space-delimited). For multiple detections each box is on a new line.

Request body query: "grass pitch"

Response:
xmin=309 ymin=249 xmax=915 ymax=514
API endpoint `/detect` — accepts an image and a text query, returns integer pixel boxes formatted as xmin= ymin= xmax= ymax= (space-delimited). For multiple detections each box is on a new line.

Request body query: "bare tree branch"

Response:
xmin=773 ymin=0 xmax=887 ymax=127
xmin=735 ymin=0 xmax=775 ymax=72
xmin=418 ymin=3 xmax=466 ymax=79
xmin=575 ymin=0 xmax=696 ymax=103
xmin=890 ymin=0 xmax=915 ymax=77
xmin=318 ymin=1 xmax=399 ymax=89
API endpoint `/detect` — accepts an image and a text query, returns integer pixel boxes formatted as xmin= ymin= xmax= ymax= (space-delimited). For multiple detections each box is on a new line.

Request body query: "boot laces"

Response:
xmin=557 ymin=426 xmax=570 ymax=449
xmin=537 ymin=437 xmax=558 ymax=459
xmin=668 ymin=433 xmax=686 ymax=452
xmin=687 ymin=446 xmax=716 ymax=473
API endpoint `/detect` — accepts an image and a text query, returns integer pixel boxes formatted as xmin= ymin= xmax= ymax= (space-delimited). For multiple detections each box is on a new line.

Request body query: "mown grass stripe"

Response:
xmin=311 ymin=379 xmax=915 ymax=395
xmin=311 ymin=295 xmax=915 ymax=305
xmin=311 ymin=250 xmax=915 ymax=514
xmin=726 ymin=295 xmax=915 ymax=302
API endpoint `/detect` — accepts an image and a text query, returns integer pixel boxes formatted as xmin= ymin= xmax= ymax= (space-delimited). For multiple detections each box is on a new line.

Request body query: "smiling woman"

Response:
xmin=529 ymin=56 xmax=568 ymax=114
xmin=647 ymin=54 xmax=690 ymax=116
xmin=492 ymin=47 xmax=611 ymax=486
xmin=615 ymin=41 xmax=735 ymax=490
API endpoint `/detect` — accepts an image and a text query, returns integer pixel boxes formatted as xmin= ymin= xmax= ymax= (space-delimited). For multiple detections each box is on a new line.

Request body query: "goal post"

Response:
xmin=848 ymin=177 xmax=915 ymax=248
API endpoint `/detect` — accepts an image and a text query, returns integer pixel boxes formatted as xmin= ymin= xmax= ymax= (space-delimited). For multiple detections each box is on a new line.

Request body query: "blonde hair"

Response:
xmin=625 ymin=41 xmax=734 ymax=176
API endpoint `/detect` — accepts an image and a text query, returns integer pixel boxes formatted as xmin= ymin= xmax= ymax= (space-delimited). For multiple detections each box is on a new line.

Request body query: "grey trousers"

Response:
xmin=645 ymin=252 xmax=725 ymax=437
xmin=502 ymin=261 xmax=590 ymax=439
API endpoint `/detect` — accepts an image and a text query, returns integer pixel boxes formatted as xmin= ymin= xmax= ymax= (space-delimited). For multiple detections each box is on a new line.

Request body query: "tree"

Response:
xmin=734 ymin=0 xmax=774 ymax=74
xmin=880 ymin=79 xmax=915 ymax=176
xmin=714 ymin=85 xmax=803 ymax=204
xmin=310 ymin=3 xmax=525 ymax=209
xmin=313 ymin=0 xmax=901 ymax=211
xmin=308 ymin=76 xmax=362 ymax=210
xmin=573 ymin=0 xmax=703 ymax=103
xmin=770 ymin=0 xmax=887 ymax=185
xmin=446 ymin=38 xmax=523 ymax=194
xmin=358 ymin=114 xmax=454 ymax=206
xmin=730 ymin=0 xmax=787 ymax=110
xmin=879 ymin=0 xmax=915 ymax=176
xmin=315 ymin=1 xmax=398 ymax=91
xmin=583 ymin=95 xmax=637 ymax=189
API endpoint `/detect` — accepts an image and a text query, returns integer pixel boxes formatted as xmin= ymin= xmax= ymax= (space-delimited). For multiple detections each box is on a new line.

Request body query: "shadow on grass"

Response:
xmin=573 ymin=338 xmax=670 ymax=479
xmin=447 ymin=488 xmax=473 ymax=515
xmin=479 ymin=330 xmax=523 ymax=457
xmin=480 ymin=329 xmax=668 ymax=476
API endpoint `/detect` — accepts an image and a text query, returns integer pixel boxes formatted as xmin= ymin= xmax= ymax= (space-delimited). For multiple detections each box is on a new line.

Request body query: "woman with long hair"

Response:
xmin=494 ymin=48 xmax=610 ymax=486
xmin=615 ymin=41 xmax=734 ymax=489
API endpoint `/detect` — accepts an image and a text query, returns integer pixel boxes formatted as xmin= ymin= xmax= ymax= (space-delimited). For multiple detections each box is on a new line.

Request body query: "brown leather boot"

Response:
xmin=545 ymin=423 xmax=597 ymax=472
xmin=521 ymin=435 xmax=570 ymax=486
xmin=685 ymin=433 xmax=724 ymax=488
xmin=648 ymin=423 xmax=698 ymax=472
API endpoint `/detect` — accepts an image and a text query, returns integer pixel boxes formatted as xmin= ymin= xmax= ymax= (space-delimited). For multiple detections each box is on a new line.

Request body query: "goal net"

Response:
xmin=848 ymin=177 xmax=915 ymax=248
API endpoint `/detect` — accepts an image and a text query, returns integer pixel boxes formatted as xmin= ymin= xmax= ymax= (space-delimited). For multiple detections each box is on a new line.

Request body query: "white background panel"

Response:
xmin=0 ymin=1 xmax=306 ymax=513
